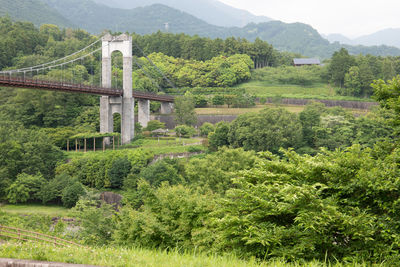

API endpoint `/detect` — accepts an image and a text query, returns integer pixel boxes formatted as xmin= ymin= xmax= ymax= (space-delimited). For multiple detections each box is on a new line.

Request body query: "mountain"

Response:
xmin=325 ymin=33 xmax=353 ymax=45
xmin=354 ymin=28 xmax=400 ymax=48
xmin=90 ymin=0 xmax=272 ymax=27
xmin=43 ymin=0 xmax=232 ymax=36
xmin=326 ymin=29 xmax=400 ymax=49
xmin=0 ymin=0 xmax=74 ymax=28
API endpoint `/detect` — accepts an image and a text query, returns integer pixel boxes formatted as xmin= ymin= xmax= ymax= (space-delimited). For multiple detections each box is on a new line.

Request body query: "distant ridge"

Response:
xmin=0 ymin=0 xmax=74 ymax=28
xmin=90 ymin=0 xmax=272 ymax=27
xmin=326 ymin=29 xmax=400 ymax=49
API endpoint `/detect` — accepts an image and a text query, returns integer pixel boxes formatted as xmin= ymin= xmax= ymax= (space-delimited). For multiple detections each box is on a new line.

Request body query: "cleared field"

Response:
xmin=0 ymin=204 xmax=70 ymax=217
xmin=196 ymin=104 xmax=305 ymax=115
xmin=235 ymin=81 xmax=369 ymax=101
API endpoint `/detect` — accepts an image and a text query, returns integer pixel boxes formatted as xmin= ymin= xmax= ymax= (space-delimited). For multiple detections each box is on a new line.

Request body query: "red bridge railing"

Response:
xmin=0 ymin=224 xmax=85 ymax=248
xmin=0 ymin=76 xmax=174 ymax=102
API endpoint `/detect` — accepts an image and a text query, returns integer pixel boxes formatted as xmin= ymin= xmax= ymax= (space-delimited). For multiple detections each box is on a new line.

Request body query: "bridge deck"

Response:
xmin=0 ymin=77 xmax=174 ymax=102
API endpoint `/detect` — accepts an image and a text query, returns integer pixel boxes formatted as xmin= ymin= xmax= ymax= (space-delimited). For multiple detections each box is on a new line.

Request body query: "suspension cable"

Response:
xmin=0 ymin=38 xmax=102 ymax=73
xmin=133 ymin=42 xmax=176 ymax=89
xmin=132 ymin=57 xmax=163 ymax=91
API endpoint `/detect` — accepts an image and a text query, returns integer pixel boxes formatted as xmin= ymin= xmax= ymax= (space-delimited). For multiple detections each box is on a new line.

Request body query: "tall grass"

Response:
xmin=0 ymin=241 xmax=377 ymax=267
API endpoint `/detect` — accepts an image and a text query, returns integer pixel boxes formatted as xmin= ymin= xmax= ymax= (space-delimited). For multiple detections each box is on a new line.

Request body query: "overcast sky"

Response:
xmin=219 ymin=0 xmax=399 ymax=38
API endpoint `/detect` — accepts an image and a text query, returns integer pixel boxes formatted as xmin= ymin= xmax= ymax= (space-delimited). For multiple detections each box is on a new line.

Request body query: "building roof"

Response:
xmin=293 ymin=58 xmax=321 ymax=65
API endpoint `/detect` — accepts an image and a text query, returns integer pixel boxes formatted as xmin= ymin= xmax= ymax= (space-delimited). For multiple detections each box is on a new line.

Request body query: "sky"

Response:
xmin=218 ymin=0 xmax=400 ymax=38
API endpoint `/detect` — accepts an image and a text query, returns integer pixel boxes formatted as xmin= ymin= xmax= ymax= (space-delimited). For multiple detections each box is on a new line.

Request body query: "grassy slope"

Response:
xmin=0 ymin=241 xmax=369 ymax=267
xmin=0 ymin=204 xmax=70 ymax=217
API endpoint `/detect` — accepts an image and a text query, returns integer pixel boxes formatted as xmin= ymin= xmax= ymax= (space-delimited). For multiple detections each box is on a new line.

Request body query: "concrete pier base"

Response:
xmin=160 ymin=102 xmax=174 ymax=114
xmin=138 ymin=99 xmax=150 ymax=128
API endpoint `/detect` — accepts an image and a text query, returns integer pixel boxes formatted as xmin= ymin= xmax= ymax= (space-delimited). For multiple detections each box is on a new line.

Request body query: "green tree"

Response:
xmin=108 ymin=157 xmax=131 ymax=189
xmin=199 ymin=122 xmax=215 ymax=137
xmin=212 ymin=95 xmax=225 ymax=106
xmin=7 ymin=173 xmax=46 ymax=203
xmin=208 ymin=121 xmax=230 ymax=151
xmin=174 ymin=93 xmax=197 ymax=126
xmin=174 ymin=125 xmax=197 ymax=138
xmin=38 ymin=173 xmax=75 ymax=204
xmin=113 ymin=181 xmax=214 ymax=250
xmin=299 ymin=102 xmax=327 ymax=147
xmin=61 ymin=182 xmax=85 ymax=208
xmin=137 ymin=159 xmax=184 ymax=187
xmin=313 ymin=114 xmax=356 ymax=150
xmin=328 ymin=48 xmax=356 ymax=87
xmin=372 ymin=75 xmax=400 ymax=132
xmin=144 ymin=120 xmax=166 ymax=132
xmin=228 ymin=108 xmax=303 ymax=153
xmin=343 ymin=66 xmax=362 ymax=96
xmin=185 ymin=147 xmax=256 ymax=194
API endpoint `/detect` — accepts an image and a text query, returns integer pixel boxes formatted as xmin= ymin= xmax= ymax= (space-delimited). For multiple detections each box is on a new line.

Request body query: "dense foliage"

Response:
xmin=328 ymin=48 xmax=400 ymax=96
xmin=207 ymin=103 xmax=395 ymax=154
xmin=56 ymin=150 xmax=153 ymax=189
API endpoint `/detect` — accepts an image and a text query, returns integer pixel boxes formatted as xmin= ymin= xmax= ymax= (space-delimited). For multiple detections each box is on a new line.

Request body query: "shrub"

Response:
xmin=187 ymin=146 xmax=203 ymax=153
xmin=212 ymin=95 xmax=225 ymax=106
xmin=7 ymin=173 xmax=46 ymax=203
xmin=108 ymin=157 xmax=131 ymax=189
xmin=137 ymin=159 xmax=184 ymax=187
xmin=199 ymin=122 xmax=215 ymax=137
xmin=208 ymin=121 xmax=230 ymax=151
xmin=61 ymin=182 xmax=85 ymax=208
xmin=174 ymin=125 xmax=197 ymax=138
xmin=194 ymin=95 xmax=208 ymax=108
xmin=113 ymin=181 xmax=215 ymax=250
xmin=56 ymin=150 xmax=152 ymax=189
xmin=228 ymin=108 xmax=303 ymax=153
xmin=185 ymin=147 xmax=256 ymax=194
xmin=144 ymin=120 xmax=165 ymax=132
xmin=72 ymin=195 xmax=115 ymax=245
xmin=38 ymin=173 xmax=75 ymax=204
xmin=232 ymin=94 xmax=256 ymax=108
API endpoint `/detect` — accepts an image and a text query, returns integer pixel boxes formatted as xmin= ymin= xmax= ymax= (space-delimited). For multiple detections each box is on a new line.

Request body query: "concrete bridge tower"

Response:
xmin=100 ymin=33 xmax=134 ymax=144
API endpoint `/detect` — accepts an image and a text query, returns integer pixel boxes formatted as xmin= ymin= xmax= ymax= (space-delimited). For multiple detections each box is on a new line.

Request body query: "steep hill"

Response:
xmin=90 ymin=0 xmax=272 ymax=27
xmin=0 ymin=0 xmax=74 ymax=28
xmin=44 ymin=0 xmax=231 ymax=36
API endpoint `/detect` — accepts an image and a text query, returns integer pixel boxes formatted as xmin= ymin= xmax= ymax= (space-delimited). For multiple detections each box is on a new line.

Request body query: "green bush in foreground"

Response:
xmin=7 ymin=173 xmax=46 ymax=204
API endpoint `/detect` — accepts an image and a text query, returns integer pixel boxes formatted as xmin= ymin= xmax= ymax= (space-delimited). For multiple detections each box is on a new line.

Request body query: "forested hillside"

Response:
xmin=91 ymin=0 xmax=272 ymax=27
xmin=0 ymin=0 xmax=73 ymax=28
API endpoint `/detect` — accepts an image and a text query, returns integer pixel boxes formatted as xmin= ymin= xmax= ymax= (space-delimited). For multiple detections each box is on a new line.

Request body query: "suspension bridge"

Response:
xmin=0 ymin=33 xmax=174 ymax=144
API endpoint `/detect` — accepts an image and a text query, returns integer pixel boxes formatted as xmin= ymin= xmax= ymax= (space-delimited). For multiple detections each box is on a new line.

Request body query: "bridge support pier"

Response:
xmin=100 ymin=96 xmax=113 ymax=134
xmin=161 ymin=102 xmax=174 ymax=114
xmin=138 ymin=99 xmax=150 ymax=128
xmin=100 ymin=33 xmax=134 ymax=145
